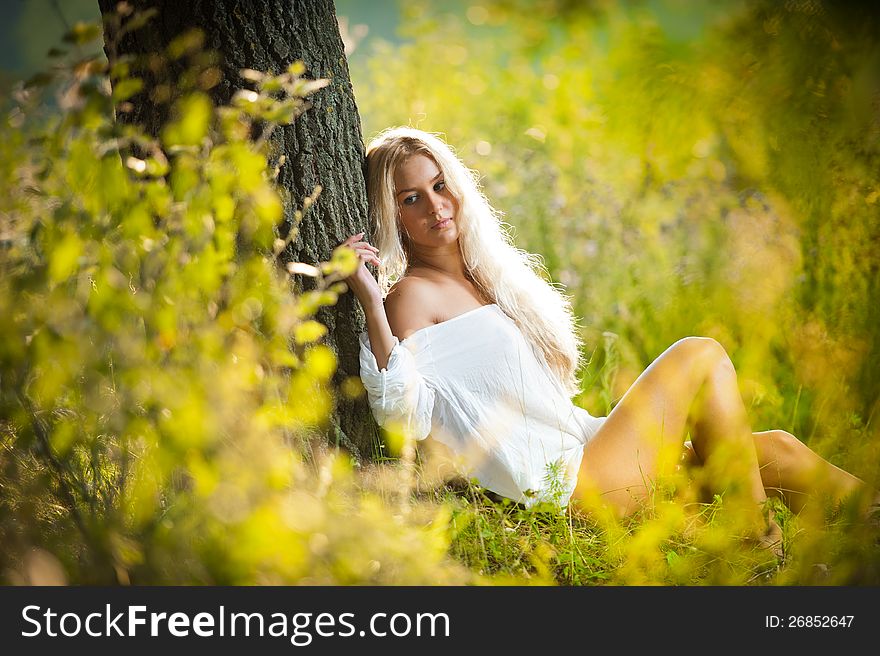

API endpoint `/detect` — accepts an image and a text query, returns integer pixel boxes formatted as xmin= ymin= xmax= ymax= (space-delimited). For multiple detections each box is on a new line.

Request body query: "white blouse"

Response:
xmin=358 ymin=304 xmax=607 ymax=508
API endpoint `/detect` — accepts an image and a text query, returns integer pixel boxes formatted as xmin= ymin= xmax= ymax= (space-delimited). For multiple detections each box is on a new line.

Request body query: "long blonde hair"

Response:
xmin=364 ymin=126 xmax=583 ymax=394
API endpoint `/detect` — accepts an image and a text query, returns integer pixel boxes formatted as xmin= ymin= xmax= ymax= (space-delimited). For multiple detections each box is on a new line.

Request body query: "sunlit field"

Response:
xmin=349 ymin=0 xmax=880 ymax=583
xmin=1 ymin=0 xmax=878 ymax=585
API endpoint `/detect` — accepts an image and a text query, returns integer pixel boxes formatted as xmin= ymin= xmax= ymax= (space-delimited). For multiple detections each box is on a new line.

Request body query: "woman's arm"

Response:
xmin=341 ymin=233 xmax=435 ymax=439
xmin=340 ymin=232 xmax=395 ymax=369
xmin=341 ymin=233 xmax=436 ymax=369
xmin=361 ymin=300 xmax=396 ymax=370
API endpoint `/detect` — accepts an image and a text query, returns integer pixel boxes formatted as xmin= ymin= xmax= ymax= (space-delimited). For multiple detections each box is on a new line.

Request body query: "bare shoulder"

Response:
xmin=384 ymin=275 xmax=439 ymax=341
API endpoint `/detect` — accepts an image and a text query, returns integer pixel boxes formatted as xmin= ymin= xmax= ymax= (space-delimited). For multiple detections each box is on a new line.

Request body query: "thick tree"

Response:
xmin=97 ymin=0 xmax=380 ymax=459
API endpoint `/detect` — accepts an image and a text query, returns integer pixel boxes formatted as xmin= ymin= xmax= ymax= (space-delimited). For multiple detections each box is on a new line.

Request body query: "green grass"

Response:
xmin=423 ymin=477 xmax=880 ymax=585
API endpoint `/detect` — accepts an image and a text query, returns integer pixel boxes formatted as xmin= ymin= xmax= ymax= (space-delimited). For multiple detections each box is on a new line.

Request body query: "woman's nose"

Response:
xmin=429 ymin=193 xmax=445 ymax=214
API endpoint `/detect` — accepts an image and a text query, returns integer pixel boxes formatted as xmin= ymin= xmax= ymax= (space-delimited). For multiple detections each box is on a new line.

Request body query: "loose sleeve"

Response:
xmin=358 ymin=332 xmax=435 ymax=441
xmin=573 ymin=405 xmax=607 ymax=443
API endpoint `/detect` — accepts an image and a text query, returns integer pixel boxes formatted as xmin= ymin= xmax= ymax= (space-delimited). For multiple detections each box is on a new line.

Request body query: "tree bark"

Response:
xmin=97 ymin=0 xmax=380 ymax=460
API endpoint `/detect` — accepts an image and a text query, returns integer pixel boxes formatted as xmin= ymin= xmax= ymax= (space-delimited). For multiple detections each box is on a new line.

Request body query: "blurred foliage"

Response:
xmin=0 ymin=7 xmax=470 ymax=585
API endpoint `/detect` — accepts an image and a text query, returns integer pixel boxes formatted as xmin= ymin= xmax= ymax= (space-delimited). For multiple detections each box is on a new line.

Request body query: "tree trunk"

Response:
xmin=97 ymin=0 xmax=380 ymax=460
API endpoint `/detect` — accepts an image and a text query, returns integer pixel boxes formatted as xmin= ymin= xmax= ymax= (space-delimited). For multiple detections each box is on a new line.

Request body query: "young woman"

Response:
xmin=342 ymin=125 xmax=876 ymax=547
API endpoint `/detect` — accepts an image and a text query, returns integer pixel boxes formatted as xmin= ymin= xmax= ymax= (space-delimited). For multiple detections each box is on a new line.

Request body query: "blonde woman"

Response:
xmin=343 ymin=125 xmax=875 ymax=548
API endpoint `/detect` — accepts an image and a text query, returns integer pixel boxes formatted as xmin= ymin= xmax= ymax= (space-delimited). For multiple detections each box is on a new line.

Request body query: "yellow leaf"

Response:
xmin=294 ymin=320 xmax=327 ymax=344
xmin=304 ymin=344 xmax=336 ymax=380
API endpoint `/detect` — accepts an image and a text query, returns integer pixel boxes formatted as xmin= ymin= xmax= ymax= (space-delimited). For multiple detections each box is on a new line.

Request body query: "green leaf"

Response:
xmin=112 ymin=77 xmax=144 ymax=102
xmin=167 ymin=28 xmax=205 ymax=60
xmin=62 ymin=21 xmax=102 ymax=46
xmin=48 ymin=233 xmax=83 ymax=282
xmin=324 ymin=246 xmax=357 ymax=277
xmin=118 ymin=8 xmax=159 ymax=38
xmin=162 ymin=93 xmax=212 ymax=147
xmin=287 ymin=61 xmax=306 ymax=76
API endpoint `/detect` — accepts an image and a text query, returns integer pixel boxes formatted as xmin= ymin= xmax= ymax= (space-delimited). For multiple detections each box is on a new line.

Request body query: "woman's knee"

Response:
xmin=753 ymin=429 xmax=799 ymax=468
xmin=666 ymin=335 xmax=732 ymax=377
xmin=669 ymin=335 xmax=724 ymax=357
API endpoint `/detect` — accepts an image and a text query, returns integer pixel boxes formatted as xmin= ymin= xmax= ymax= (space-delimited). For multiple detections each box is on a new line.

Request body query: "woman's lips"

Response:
xmin=432 ymin=218 xmax=452 ymax=230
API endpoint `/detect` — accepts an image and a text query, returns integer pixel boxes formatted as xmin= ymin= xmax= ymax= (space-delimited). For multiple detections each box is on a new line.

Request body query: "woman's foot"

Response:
xmin=744 ymin=504 xmax=784 ymax=561
xmin=757 ymin=517 xmax=784 ymax=561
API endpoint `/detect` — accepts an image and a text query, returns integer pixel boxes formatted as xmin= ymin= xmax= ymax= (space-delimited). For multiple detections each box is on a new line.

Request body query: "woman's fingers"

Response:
xmin=352 ymin=246 xmax=381 ymax=267
xmin=341 ymin=232 xmax=363 ymax=247
xmin=352 ymin=243 xmax=380 ymax=258
xmin=340 ymin=234 xmax=380 ymax=270
xmin=343 ymin=231 xmax=378 ymax=246
xmin=351 ymin=241 xmax=378 ymax=252
xmin=352 ymin=244 xmax=379 ymax=257
xmin=341 ymin=233 xmax=379 ymax=253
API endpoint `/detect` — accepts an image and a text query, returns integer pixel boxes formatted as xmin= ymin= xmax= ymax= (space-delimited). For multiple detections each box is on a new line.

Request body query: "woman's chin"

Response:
xmin=420 ymin=229 xmax=459 ymax=246
xmin=436 ymin=223 xmax=460 ymax=242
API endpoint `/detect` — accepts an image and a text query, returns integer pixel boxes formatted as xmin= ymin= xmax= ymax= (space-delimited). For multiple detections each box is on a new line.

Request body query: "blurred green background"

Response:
xmin=2 ymin=0 xmax=878 ymax=584
xmin=342 ymin=0 xmax=880 ymax=471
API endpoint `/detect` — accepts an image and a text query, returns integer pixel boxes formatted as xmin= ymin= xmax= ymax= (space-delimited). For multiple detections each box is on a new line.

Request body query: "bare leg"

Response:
xmin=575 ymin=336 xmax=774 ymax=536
xmin=688 ymin=430 xmax=871 ymax=514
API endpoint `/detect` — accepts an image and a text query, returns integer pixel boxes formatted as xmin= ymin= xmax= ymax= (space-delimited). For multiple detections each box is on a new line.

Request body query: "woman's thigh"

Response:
xmin=574 ymin=336 xmax=725 ymax=516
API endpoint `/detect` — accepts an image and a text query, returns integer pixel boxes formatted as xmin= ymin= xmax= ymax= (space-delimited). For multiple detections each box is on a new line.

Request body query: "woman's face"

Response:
xmin=393 ymin=154 xmax=460 ymax=248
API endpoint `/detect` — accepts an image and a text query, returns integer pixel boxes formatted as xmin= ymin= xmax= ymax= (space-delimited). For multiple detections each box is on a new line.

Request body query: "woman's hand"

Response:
xmin=340 ymin=232 xmax=395 ymax=368
xmin=340 ymin=232 xmax=383 ymax=309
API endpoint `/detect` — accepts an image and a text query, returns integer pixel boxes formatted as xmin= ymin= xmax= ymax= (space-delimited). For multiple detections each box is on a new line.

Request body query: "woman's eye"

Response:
xmin=402 ymin=181 xmax=443 ymax=206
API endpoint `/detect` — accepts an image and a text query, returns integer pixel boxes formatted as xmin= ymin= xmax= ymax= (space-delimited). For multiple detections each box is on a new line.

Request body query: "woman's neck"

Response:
xmin=407 ymin=245 xmax=468 ymax=280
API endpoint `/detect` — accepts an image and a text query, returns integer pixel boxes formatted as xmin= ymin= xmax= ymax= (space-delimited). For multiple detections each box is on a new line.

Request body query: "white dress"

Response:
xmin=358 ymin=304 xmax=607 ymax=508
